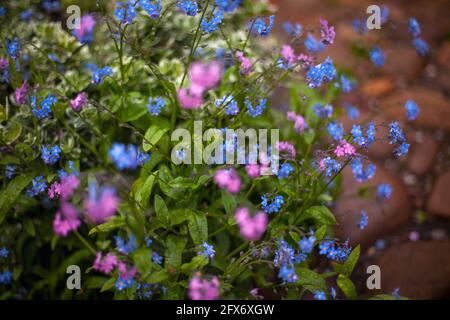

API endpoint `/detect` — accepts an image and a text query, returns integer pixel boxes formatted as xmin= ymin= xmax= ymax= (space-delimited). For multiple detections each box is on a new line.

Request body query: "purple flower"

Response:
xmin=72 ymin=14 xmax=96 ymax=44
xmin=70 ymin=92 xmax=87 ymax=112
xmin=84 ymin=182 xmax=119 ymax=224
xmin=319 ymin=18 xmax=335 ymax=45
xmin=15 ymin=81 xmax=28 ymax=104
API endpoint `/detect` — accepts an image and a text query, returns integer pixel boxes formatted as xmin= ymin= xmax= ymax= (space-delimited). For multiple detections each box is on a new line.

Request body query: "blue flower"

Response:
xmin=42 ymin=0 xmax=60 ymax=12
xmin=215 ymin=0 xmax=241 ymax=13
xmin=351 ymin=158 xmax=376 ymax=182
xmin=31 ymin=94 xmax=57 ymax=119
xmin=147 ymin=97 xmax=166 ymax=115
xmin=216 ymin=95 xmax=239 ymax=116
xmin=377 ymin=183 xmax=393 ymax=200
xmin=304 ymin=34 xmax=325 ymax=53
xmin=145 ymin=236 xmax=153 ymax=247
xmin=380 ymin=5 xmax=389 ymax=24
xmin=20 ymin=9 xmax=33 ymax=21
xmin=0 ymin=247 xmax=9 ymax=259
xmin=319 ymin=239 xmax=351 ymax=262
xmin=278 ymin=265 xmax=298 ymax=283
xmin=320 ymin=157 xmax=341 ymax=177
xmin=294 ymin=252 xmax=308 ymax=263
xmin=177 ymin=0 xmax=198 ymax=16
xmin=5 ymin=165 xmax=15 ymax=179
xmin=0 ymin=270 xmax=12 ymax=285
xmin=115 ymin=235 xmax=137 ymax=255
xmin=299 ymin=235 xmax=315 ymax=254
xmin=367 ymin=122 xmax=376 ymax=145
xmin=345 ymin=104 xmax=360 ymax=120
xmin=261 ymin=195 xmax=284 ymax=214
xmin=274 ymin=239 xmax=296 ymax=267
xmin=115 ymin=277 xmax=134 ymax=291
xmin=330 ymin=287 xmax=337 ymax=299
xmin=201 ymin=11 xmax=224 ymax=33
xmin=277 ymin=163 xmax=294 ymax=180
xmin=351 ymin=125 xmax=365 ymax=146
xmin=115 ymin=1 xmax=137 ymax=24
xmin=339 ymin=74 xmax=355 ymax=93
xmin=370 ymin=47 xmax=385 ymax=67
xmin=405 ymin=99 xmax=419 ymax=121
xmin=0 ymin=7 xmax=6 ymax=17
xmin=408 ymin=18 xmax=421 ymax=37
xmin=201 ymin=242 xmax=215 ymax=258
xmin=327 ymin=121 xmax=344 ymax=141
xmin=352 ymin=19 xmax=368 ymax=34
xmin=394 ymin=142 xmax=410 ymax=157
xmin=388 ymin=122 xmax=406 ymax=144
xmin=282 ymin=22 xmax=302 ymax=37
xmin=358 ymin=210 xmax=368 ymax=230
xmin=92 ymin=66 xmax=113 ymax=84
xmin=306 ymin=57 xmax=337 ymax=88
xmin=246 ymin=98 xmax=267 ymax=117
xmin=41 ymin=145 xmax=61 ymax=165
xmin=109 ymin=143 xmax=149 ymax=170
xmin=250 ymin=15 xmax=275 ymax=37
xmin=314 ymin=291 xmax=327 ymax=300
xmin=139 ymin=0 xmax=162 ymax=19
xmin=6 ymin=38 xmax=20 ymax=60
xmin=412 ymin=38 xmax=428 ymax=57
xmin=26 ymin=176 xmax=47 ymax=197
xmin=152 ymin=252 xmax=163 ymax=265
xmin=314 ymin=103 xmax=333 ymax=118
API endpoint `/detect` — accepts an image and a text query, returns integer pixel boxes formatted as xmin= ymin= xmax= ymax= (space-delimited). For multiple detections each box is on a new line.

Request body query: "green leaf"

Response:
xmin=100 ymin=278 xmax=116 ymax=292
xmin=296 ymin=268 xmax=327 ymax=292
xmin=0 ymin=104 xmax=6 ymax=122
xmin=133 ymin=172 xmax=156 ymax=208
xmin=88 ymin=216 xmax=126 ymax=236
xmin=143 ymin=125 xmax=169 ymax=152
xmin=0 ymin=172 xmax=36 ymax=225
xmin=187 ymin=210 xmax=208 ymax=245
xmin=2 ymin=121 xmax=22 ymax=144
xmin=154 ymin=195 xmax=170 ymax=227
xmin=298 ymin=205 xmax=337 ymax=225
xmin=221 ymin=189 xmax=236 ymax=216
xmin=23 ymin=219 xmax=36 ymax=236
xmin=314 ymin=225 xmax=327 ymax=241
xmin=164 ymin=235 xmax=187 ymax=270
xmin=144 ymin=269 xmax=170 ymax=283
xmin=181 ymin=256 xmax=208 ymax=274
xmin=337 ymin=274 xmax=358 ymax=299
xmin=332 ymin=245 xmax=360 ymax=277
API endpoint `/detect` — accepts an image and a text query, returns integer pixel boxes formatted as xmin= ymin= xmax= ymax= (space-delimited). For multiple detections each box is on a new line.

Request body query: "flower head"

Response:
xmin=70 ymin=92 xmax=87 ymax=112
xmin=200 ymin=242 xmax=215 ymax=259
xmin=31 ymin=94 xmax=57 ymax=119
xmin=139 ymin=0 xmax=162 ymax=19
xmin=177 ymin=0 xmax=198 ymax=16
xmin=114 ymin=1 xmax=137 ymax=24
xmin=91 ymin=66 xmax=113 ymax=84
xmin=306 ymin=57 xmax=337 ymax=88
xmin=6 ymin=38 xmax=20 ymax=60
xmin=72 ymin=14 xmax=96 ymax=44
xmin=189 ymin=275 xmax=220 ymax=300
xmin=201 ymin=11 xmax=224 ymax=33
xmin=93 ymin=252 xmax=118 ymax=274
xmin=147 ymin=97 xmax=166 ymax=115
xmin=214 ymin=169 xmax=241 ymax=193
xmin=261 ymin=195 xmax=284 ymax=214
xmin=41 ymin=145 xmax=61 ymax=165
xmin=319 ymin=18 xmax=335 ymax=45
xmin=412 ymin=38 xmax=428 ymax=57
xmin=370 ymin=47 xmax=385 ymax=67
xmin=408 ymin=18 xmax=421 ymax=37
xmin=250 ymin=15 xmax=275 ymax=37
xmin=358 ymin=210 xmax=368 ymax=230
xmin=377 ymin=183 xmax=393 ymax=200
xmin=234 ymin=208 xmax=268 ymax=241
xmin=405 ymin=99 xmax=419 ymax=121
xmin=15 ymin=81 xmax=28 ymax=104
xmin=215 ymin=0 xmax=241 ymax=13
xmin=53 ymin=202 xmax=81 ymax=237
xmin=246 ymin=98 xmax=267 ymax=118
xmin=84 ymin=182 xmax=119 ymax=224
xmin=304 ymin=34 xmax=325 ymax=53
xmin=236 ymin=51 xmax=252 ymax=75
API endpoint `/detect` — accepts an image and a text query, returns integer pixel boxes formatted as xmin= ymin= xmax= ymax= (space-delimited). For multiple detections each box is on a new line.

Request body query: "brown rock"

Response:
xmin=379 ymin=87 xmax=450 ymax=131
xmin=333 ymin=164 xmax=412 ymax=247
xmin=369 ymin=241 xmax=450 ymax=299
xmin=427 ymin=171 xmax=450 ymax=218
xmin=407 ymin=133 xmax=439 ymax=175
xmin=360 ymin=77 xmax=395 ymax=98
xmin=437 ymin=42 xmax=450 ymax=71
xmin=383 ymin=46 xmax=424 ymax=83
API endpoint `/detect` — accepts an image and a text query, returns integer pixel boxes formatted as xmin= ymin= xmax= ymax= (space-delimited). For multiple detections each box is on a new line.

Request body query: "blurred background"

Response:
xmin=269 ymin=0 xmax=450 ymax=299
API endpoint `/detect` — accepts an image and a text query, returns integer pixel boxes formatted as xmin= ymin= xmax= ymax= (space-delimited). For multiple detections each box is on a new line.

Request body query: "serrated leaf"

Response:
xmin=143 ymin=125 xmax=169 ymax=152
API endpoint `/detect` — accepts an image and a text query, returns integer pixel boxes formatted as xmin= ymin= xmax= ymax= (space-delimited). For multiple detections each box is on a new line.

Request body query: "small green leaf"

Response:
xmin=221 ymin=189 xmax=236 ymax=216
xmin=144 ymin=269 xmax=170 ymax=283
xmin=298 ymin=205 xmax=337 ymax=225
xmin=333 ymin=245 xmax=360 ymax=277
xmin=143 ymin=125 xmax=169 ymax=152
xmin=181 ymin=255 xmax=208 ymax=274
xmin=134 ymin=172 xmax=156 ymax=208
xmin=100 ymin=278 xmax=116 ymax=292
xmin=337 ymin=274 xmax=357 ymax=299
xmin=296 ymin=268 xmax=327 ymax=292
xmin=2 ymin=121 xmax=22 ymax=144
xmin=154 ymin=195 xmax=170 ymax=227
xmin=88 ymin=216 xmax=126 ymax=236
xmin=187 ymin=210 xmax=208 ymax=245
xmin=164 ymin=235 xmax=187 ymax=270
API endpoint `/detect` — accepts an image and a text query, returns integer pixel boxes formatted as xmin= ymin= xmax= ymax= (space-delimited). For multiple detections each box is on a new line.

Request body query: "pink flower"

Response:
xmin=287 ymin=111 xmax=307 ymax=133
xmin=234 ymin=208 xmax=268 ymax=241
xmin=277 ymin=141 xmax=297 ymax=158
xmin=0 ymin=58 xmax=8 ymax=70
xmin=245 ymin=164 xmax=261 ymax=178
xmin=236 ymin=51 xmax=252 ymax=75
xmin=84 ymin=185 xmax=119 ymax=225
xmin=319 ymin=18 xmax=335 ymax=45
xmin=214 ymin=169 xmax=241 ymax=193
xmin=15 ymin=81 xmax=28 ymax=104
xmin=177 ymin=88 xmax=204 ymax=109
xmin=70 ymin=92 xmax=87 ymax=112
xmin=298 ymin=53 xmax=314 ymax=68
xmin=188 ymin=275 xmax=220 ymax=300
xmin=48 ymin=182 xmax=61 ymax=199
xmin=188 ymin=61 xmax=222 ymax=90
xmin=281 ymin=45 xmax=296 ymax=65
xmin=53 ymin=202 xmax=81 ymax=237
xmin=73 ymin=14 xmax=96 ymax=43
xmin=93 ymin=252 xmax=118 ymax=274
xmin=117 ymin=262 xmax=137 ymax=279
xmin=60 ymin=175 xmax=80 ymax=199
xmin=334 ymin=140 xmax=356 ymax=158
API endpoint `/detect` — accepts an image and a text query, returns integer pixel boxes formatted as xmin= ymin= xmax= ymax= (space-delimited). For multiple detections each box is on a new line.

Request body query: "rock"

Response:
xmin=360 ymin=77 xmax=395 ymax=98
xmin=379 ymin=87 xmax=450 ymax=131
xmin=368 ymin=241 xmax=450 ymax=299
xmin=333 ymin=164 xmax=412 ymax=247
xmin=437 ymin=42 xmax=450 ymax=71
xmin=383 ymin=46 xmax=425 ymax=83
xmin=427 ymin=171 xmax=450 ymax=218
xmin=407 ymin=132 xmax=439 ymax=175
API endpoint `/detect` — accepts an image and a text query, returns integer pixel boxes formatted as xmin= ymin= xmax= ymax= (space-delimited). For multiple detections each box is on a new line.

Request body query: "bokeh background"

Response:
xmin=269 ymin=0 xmax=450 ymax=299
